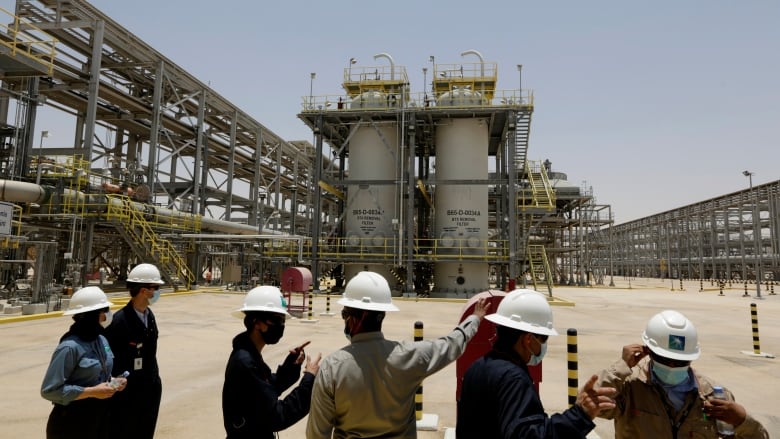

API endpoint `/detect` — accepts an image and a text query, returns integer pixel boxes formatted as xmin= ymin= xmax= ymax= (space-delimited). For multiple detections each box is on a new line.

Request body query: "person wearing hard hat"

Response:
xmin=103 ymin=263 xmax=166 ymax=439
xmin=596 ymin=310 xmax=769 ymax=438
xmin=306 ymin=271 xmax=490 ymax=439
xmin=457 ymin=289 xmax=616 ymax=438
xmin=222 ymin=285 xmax=321 ymax=439
xmin=41 ymin=286 xmax=128 ymax=439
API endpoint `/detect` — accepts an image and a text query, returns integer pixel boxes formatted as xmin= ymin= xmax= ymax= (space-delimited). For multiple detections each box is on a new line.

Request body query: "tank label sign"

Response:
xmin=447 ymin=209 xmax=481 ymax=227
xmin=0 ymin=202 xmax=12 ymax=235
xmin=353 ymin=209 xmax=384 ymax=233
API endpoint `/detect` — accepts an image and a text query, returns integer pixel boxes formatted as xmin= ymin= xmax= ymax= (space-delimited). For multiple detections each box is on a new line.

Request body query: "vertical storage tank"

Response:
xmin=433 ymin=113 xmax=489 ymax=296
xmin=344 ymin=92 xmax=398 ymax=282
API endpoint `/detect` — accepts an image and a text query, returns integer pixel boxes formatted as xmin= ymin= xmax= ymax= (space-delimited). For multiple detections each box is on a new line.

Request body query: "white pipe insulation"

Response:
xmin=0 ymin=179 xmax=275 ymax=236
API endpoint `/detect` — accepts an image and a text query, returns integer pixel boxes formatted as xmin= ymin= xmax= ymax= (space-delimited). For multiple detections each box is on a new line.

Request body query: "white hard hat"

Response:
xmin=127 ymin=263 xmax=165 ymax=285
xmin=232 ymin=286 xmax=290 ymax=318
xmin=485 ymin=289 xmax=558 ymax=336
xmin=642 ymin=310 xmax=700 ymax=361
xmin=63 ymin=286 xmax=113 ymax=316
xmin=338 ymin=271 xmax=399 ymax=312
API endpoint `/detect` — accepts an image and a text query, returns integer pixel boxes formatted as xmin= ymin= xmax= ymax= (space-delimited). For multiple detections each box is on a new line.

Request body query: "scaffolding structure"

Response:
xmin=591 ymin=180 xmax=780 ymax=285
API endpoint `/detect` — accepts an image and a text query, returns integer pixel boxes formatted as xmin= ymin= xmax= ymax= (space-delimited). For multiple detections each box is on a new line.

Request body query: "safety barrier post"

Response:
xmin=679 ymin=278 xmax=684 ymax=291
xmin=567 ymin=328 xmax=578 ymax=407
xmin=319 ymin=293 xmax=335 ymax=316
xmin=741 ymin=303 xmax=775 ymax=358
xmin=301 ymin=292 xmax=319 ymax=324
xmin=770 ymin=281 xmax=775 ymax=295
xmin=415 ymin=321 xmax=423 ymax=421
xmin=719 ymin=281 xmax=724 ymax=296
xmin=699 ymin=279 xmax=703 ymax=292
xmin=414 ymin=320 xmax=438 ymax=430
xmin=743 ymin=281 xmax=750 ymax=297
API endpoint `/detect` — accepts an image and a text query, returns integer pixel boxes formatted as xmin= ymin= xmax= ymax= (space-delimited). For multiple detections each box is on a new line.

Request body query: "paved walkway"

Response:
xmin=1 ymin=279 xmax=777 ymax=437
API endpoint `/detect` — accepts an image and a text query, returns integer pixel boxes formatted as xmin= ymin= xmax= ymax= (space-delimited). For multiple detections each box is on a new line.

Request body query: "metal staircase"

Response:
xmin=106 ymin=195 xmax=194 ymax=289
xmin=522 ymin=160 xmax=556 ymax=210
xmin=527 ymin=244 xmax=553 ymax=296
xmin=511 ymin=107 xmax=556 ymax=296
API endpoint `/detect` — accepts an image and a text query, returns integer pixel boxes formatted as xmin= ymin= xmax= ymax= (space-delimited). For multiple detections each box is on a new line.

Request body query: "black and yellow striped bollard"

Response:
xmin=567 ymin=328 xmax=578 ymax=407
xmin=740 ymin=303 xmax=775 ymax=358
xmin=414 ymin=321 xmax=424 ymax=421
xmin=319 ymin=293 xmax=335 ymax=317
xmin=301 ymin=292 xmax=319 ymax=324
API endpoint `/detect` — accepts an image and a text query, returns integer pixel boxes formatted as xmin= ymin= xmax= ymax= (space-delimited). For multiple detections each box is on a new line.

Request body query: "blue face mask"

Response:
xmin=149 ymin=289 xmax=160 ymax=305
xmin=527 ymin=337 xmax=547 ymax=366
xmin=652 ymin=361 xmax=690 ymax=385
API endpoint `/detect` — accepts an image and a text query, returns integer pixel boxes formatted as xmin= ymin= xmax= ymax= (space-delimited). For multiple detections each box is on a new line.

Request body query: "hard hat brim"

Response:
xmin=232 ymin=306 xmax=291 ymax=319
xmin=337 ymin=297 xmax=399 ymax=312
xmin=63 ymin=301 xmax=114 ymax=316
xmin=485 ymin=313 xmax=559 ymax=336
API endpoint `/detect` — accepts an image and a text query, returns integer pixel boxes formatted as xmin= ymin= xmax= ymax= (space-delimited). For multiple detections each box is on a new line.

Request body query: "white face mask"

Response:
xmin=100 ymin=310 xmax=113 ymax=328
xmin=527 ymin=336 xmax=547 ymax=366
xmin=652 ymin=361 xmax=690 ymax=386
xmin=149 ymin=289 xmax=160 ymax=305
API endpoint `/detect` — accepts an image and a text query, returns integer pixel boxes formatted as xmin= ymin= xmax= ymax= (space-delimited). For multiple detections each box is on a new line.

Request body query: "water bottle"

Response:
xmin=712 ymin=386 xmax=735 ymax=436
xmin=109 ymin=371 xmax=130 ymax=389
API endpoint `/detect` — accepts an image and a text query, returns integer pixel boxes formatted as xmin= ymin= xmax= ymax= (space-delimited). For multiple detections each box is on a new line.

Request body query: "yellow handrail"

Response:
xmin=0 ymin=7 xmax=57 ymax=76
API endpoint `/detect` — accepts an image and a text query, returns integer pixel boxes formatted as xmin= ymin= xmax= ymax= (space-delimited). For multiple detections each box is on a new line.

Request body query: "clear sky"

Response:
xmin=6 ymin=0 xmax=779 ymax=224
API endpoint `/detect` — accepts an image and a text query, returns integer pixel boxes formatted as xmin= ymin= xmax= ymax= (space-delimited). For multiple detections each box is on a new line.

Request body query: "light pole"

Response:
xmin=517 ymin=64 xmax=523 ymax=103
xmin=309 ymin=72 xmax=316 ymax=109
xmin=35 ymin=130 xmax=49 ymax=185
xmin=348 ymin=57 xmax=356 ymax=79
xmin=743 ymin=170 xmax=762 ymax=298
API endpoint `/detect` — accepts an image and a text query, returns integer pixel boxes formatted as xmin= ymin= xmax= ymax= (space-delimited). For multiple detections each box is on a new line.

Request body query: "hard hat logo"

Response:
xmin=668 ymin=335 xmax=686 ymax=352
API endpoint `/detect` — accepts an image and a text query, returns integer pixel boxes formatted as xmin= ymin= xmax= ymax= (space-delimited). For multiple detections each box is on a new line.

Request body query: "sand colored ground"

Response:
xmin=1 ymin=278 xmax=778 ymax=438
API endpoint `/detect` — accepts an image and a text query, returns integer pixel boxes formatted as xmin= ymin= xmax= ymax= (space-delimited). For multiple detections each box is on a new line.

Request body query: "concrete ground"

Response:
xmin=1 ymin=278 xmax=778 ymax=438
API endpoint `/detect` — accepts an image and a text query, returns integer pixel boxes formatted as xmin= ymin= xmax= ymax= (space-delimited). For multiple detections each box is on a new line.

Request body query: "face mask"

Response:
xmin=100 ymin=310 xmax=113 ymax=328
xmin=652 ymin=361 xmax=690 ymax=386
xmin=149 ymin=289 xmax=160 ymax=305
xmin=527 ymin=336 xmax=547 ymax=366
xmin=261 ymin=323 xmax=285 ymax=345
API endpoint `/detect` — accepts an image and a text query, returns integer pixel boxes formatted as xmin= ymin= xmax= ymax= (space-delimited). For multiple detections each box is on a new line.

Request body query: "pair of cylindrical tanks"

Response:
xmin=344 ymin=89 xmax=488 ymax=296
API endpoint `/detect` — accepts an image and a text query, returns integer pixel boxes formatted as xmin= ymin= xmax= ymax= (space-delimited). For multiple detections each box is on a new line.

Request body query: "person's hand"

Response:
xmin=84 ymin=382 xmax=118 ymax=400
xmin=704 ymin=398 xmax=747 ymax=427
xmin=287 ymin=341 xmax=311 ymax=365
xmin=472 ymin=297 xmax=490 ymax=321
xmin=621 ymin=344 xmax=648 ymax=368
xmin=576 ymin=374 xmax=616 ymax=419
xmin=304 ymin=353 xmax=322 ymax=375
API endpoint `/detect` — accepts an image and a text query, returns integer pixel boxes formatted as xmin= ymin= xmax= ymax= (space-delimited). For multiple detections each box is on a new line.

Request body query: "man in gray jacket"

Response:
xmin=306 ymin=271 xmax=488 ymax=438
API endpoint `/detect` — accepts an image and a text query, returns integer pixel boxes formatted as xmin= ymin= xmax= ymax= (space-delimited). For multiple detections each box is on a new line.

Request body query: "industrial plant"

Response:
xmin=1 ymin=1 xmax=776 ymax=315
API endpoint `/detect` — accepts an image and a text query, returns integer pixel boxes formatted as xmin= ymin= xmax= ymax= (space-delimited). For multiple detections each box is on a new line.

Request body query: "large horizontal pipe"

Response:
xmin=0 ymin=179 xmax=279 ymax=236
xmin=0 ymin=180 xmax=52 ymax=204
